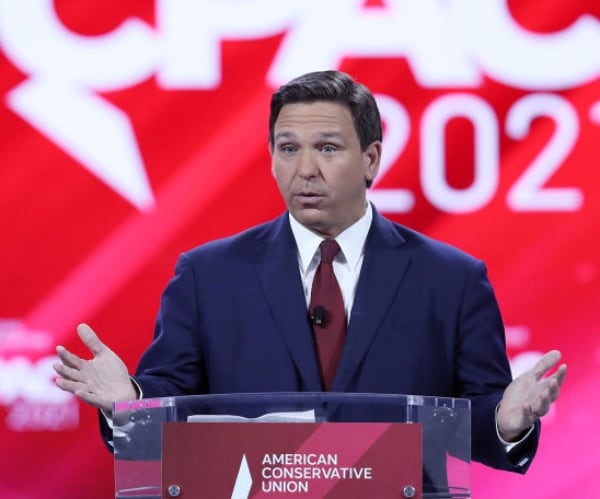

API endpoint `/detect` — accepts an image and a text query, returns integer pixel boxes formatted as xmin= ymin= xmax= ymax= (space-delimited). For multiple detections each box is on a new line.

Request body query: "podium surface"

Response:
xmin=113 ymin=392 xmax=471 ymax=498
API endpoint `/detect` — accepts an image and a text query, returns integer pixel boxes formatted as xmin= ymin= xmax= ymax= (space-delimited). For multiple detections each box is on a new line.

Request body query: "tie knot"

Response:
xmin=319 ymin=239 xmax=340 ymax=265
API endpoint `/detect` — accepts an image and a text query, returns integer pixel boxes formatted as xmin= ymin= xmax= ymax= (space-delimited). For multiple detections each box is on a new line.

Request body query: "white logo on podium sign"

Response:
xmin=231 ymin=454 xmax=253 ymax=499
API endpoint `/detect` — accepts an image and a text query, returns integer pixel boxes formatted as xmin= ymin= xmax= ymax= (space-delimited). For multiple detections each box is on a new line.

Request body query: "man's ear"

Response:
xmin=364 ymin=141 xmax=382 ymax=184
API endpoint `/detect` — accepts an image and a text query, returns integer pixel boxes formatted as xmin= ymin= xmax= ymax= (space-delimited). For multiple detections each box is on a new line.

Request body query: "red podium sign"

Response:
xmin=162 ymin=422 xmax=422 ymax=498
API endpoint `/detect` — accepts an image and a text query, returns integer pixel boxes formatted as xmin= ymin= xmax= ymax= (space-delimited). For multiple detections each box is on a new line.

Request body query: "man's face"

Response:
xmin=271 ymin=101 xmax=381 ymax=238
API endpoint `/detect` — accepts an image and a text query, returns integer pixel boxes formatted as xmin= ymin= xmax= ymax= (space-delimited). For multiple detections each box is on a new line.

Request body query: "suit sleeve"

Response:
xmin=98 ymin=253 xmax=206 ymax=452
xmin=457 ymin=260 xmax=540 ymax=473
xmin=133 ymin=253 xmax=207 ymax=398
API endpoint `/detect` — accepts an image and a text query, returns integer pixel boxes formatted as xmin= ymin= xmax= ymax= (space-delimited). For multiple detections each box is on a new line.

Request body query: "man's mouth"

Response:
xmin=295 ymin=192 xmax=324 ymax=203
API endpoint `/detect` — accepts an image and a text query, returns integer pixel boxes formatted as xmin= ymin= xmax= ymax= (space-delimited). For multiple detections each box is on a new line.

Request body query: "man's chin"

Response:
xmin=290 ymin=209 xmax=330 ymax=235
xmin=292 ymin=208 xmax=322 ymax=223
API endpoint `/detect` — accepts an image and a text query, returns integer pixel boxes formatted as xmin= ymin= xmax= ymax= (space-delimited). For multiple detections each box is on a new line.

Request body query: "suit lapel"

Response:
xmin=253 ymin=214 xmax=323 ymax=391
xmin=333 ymin=211 xmax=410 ymax=391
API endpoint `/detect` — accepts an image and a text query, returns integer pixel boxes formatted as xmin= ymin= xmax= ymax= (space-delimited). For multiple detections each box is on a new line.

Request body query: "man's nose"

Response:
xmin=297 ymin=150 xmax=319 ymax=178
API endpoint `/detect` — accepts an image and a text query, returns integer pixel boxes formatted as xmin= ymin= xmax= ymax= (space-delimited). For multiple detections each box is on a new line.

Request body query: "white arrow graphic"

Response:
xmin=231 ymin=454 xmax=253 ymax=499
xmin=8 ymin=78 xmax=156 ymax=211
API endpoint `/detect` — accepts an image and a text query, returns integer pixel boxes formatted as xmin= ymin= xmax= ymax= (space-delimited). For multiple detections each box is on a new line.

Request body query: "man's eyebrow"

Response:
xmin=273 ymin=131 xmax=297 ymax=141
xmin=273 ymin=130 xmax=346 ymax=142
xmin=316 ymin=131 xmax=345 ymax=141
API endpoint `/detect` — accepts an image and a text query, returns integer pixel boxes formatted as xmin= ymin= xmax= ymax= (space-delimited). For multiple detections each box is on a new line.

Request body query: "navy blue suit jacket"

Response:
xmin=123 ymin=209 xmax=538 ymax=472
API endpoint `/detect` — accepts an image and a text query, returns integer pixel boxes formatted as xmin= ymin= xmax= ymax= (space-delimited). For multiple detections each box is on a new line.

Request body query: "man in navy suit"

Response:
xmin=54 ymin=71 xmax=566 ymax=475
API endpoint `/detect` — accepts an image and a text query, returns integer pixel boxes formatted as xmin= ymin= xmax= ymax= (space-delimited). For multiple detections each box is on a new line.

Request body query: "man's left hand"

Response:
xmin=497 ymin=350 xmax=567 ymax=442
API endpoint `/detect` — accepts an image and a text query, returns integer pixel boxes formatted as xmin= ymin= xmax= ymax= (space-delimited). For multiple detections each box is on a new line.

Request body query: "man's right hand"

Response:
xmin=53 ymin=323 xmax=137 ymax=413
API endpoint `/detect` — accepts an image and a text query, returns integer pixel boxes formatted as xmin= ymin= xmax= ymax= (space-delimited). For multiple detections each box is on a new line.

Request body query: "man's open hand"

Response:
xmin=53 ymin=323 xmax=137 ymax=413
xmin=497 ymin=350 xmax=567 ymax=441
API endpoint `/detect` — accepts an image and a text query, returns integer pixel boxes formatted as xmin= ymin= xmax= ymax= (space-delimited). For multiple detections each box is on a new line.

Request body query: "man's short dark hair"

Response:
xmin=268 ymin=70 xmax=383 ymax=153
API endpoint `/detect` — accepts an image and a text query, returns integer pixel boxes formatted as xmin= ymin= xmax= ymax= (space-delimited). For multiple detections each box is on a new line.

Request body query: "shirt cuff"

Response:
xmin=100 ymin=377 xmax=143 ymax=429
xmin=495 ymin=402 xmax=535 ymax=453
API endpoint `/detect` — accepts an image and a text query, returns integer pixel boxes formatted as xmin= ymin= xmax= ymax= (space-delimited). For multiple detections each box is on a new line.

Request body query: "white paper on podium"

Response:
xmin=186 ymin=409 xmax=316 ymax=423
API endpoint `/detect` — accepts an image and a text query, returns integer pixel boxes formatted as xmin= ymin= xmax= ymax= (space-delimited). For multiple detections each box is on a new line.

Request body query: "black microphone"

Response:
xmin=311 ymin=305 xmax=326 ymax=327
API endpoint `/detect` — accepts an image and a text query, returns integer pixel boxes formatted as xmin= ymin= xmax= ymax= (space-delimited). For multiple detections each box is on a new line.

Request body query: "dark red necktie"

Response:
xmin=309 ymin=239 xmax=346 ymax=390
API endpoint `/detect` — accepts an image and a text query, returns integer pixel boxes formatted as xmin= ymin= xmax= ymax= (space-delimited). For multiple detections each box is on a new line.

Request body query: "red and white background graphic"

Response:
xmin=0 ymin=1 xmax=598 ymax=497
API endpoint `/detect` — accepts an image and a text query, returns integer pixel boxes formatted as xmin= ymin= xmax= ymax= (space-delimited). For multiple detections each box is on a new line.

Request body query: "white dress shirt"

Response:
xmin=288 ymin=203 xmax=372 ymax=322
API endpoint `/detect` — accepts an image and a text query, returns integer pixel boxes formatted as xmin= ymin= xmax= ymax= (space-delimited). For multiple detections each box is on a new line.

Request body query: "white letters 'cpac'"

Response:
xmin=0 ymin=0 xmax=598 ymax=209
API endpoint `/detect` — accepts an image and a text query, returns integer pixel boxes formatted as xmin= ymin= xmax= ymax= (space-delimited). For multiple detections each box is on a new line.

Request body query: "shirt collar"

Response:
xmin=289 ymin=204 xmax=373 ymax=273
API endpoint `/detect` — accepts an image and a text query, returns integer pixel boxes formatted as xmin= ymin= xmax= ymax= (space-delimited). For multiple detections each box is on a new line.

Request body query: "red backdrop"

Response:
xmin=1 ymin=1 xmax=598 ymax=497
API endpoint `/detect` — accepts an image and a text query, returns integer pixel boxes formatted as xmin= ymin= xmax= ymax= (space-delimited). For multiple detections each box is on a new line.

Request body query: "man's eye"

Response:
xmin=281 ymin=145 xmax=296 ymax=154
xmin=321 ymin=145 xmax=336 ymax=153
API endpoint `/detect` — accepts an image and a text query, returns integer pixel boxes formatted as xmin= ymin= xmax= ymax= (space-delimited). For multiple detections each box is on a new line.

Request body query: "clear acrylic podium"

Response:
xmin=113 ymin=393 xmax=471 ymax=498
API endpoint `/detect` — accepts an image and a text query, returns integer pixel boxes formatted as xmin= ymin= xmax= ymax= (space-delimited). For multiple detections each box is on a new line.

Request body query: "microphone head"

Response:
xmin=312 ymin=305 xmax=326 ymax=326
